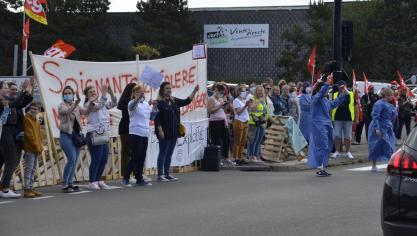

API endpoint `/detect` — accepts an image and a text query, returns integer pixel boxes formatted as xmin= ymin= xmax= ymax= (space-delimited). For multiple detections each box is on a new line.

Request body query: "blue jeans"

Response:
xmin=157 ymin=138 xmax=177 ymax=176
xmin=60 ymin=132 xmax=81 ymax=186
xmin=86 ymin=133 xmax=109 ymax=182
xmin=248 ymin=125 xmax=265 ymax=157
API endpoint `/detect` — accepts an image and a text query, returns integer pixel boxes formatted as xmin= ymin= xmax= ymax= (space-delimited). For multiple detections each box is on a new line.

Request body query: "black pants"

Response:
xmin=124 ymin=134 xmax=148 ymax=181
xmin=364 ymin=118 xmax=372 ymax=141
xmin=0 ymin=126 xmax=22 ymax=188
xmin=397 ymin=114 xmax=412 ymax=139
xmin=209 ymin=120 xmax=230 ymax=159
xmin=120 ymin=133 xmax=132 ymax=177
xmin=355 ymin=120 xmax=365 ymax=143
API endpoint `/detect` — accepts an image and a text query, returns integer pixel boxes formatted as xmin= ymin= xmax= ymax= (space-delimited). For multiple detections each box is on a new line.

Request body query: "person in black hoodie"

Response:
xmin=117 ymin=83 xmax=136 ymax=177
xmin=154 ymin=82 xmax=199 ymax=182
xmin=0 ymin=80 xmax=33 ymax=198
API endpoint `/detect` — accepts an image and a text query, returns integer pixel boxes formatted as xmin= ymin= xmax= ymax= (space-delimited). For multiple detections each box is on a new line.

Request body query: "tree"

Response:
xmin=276 ymin=1 xmax=333 ymax=81
xmin=277 ymin=0 xmax=417 ymax=82
xmin=0 ymin=0 xmax=129 ymax=75
xmin=131 ymin=43 xmax=160 ymax=60
xmin=133 ymin=0 xmax=200 ymax=57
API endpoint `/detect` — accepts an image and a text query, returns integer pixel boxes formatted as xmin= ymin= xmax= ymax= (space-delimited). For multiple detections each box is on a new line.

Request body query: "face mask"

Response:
xmin=216 ymin=92 xmax=224 ymax=98
xmin=306 ymin=87 xmax=312 ymax=94
xmin=139 ymin=96 xmax=145 ymax=103
xmin=240 ymin=91 xmax=247 ymax=98
xmin=63 ymin=95 xmax=73 ymax=102
xmin=249 ymin=87 xmax=256 ymax=94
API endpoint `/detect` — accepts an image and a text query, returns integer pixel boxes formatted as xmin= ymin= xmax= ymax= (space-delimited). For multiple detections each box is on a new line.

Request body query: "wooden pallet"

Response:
xmin=7 ymin=112 xmax=201 ymax=191
xmin=261 ymin=116 xmax=305 ymax=163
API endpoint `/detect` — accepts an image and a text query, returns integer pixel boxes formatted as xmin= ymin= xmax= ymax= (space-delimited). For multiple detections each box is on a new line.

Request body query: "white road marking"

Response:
xmin=346 ymin=164 xmax=388 ymax=171
xmin=68 ymin=191 xmax=91 ymax=195
xmin=31 ymin=196 xmax=55 ymax=200
xmin=0 ymin=201 xmax=14 ymax=204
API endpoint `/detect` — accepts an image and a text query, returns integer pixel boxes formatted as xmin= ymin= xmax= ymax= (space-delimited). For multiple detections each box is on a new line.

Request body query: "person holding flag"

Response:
xmin=307 ymin=73 xmax=349 ymax=177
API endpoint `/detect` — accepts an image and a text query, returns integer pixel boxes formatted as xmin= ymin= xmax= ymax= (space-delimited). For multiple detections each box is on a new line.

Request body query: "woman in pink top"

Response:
xmin=207 ymin=83 xmax=233 ymax=165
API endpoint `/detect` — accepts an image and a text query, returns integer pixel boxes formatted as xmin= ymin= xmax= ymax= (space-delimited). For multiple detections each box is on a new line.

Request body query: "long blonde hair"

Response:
xmin=254 ymin=85 xmax=265 ymax=100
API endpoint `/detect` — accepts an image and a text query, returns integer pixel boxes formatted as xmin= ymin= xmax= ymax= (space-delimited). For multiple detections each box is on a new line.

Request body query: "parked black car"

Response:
xmin=381 ymin=127 xmax=417 ymax=236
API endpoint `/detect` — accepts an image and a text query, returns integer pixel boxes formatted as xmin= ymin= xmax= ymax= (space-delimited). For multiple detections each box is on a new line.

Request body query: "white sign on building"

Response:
xmin=204 ymin=24 xmax=269 ymax=48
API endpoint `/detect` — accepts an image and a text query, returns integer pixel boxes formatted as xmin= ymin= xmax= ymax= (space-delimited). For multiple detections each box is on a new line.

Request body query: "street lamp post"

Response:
xmin=333 ymin=0 xmax=342 ymax=71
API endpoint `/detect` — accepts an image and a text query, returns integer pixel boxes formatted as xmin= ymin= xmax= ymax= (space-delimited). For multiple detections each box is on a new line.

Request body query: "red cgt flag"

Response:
xmin=22 ymin=18 xmax=30 ymax=50
xmin=44 ymin=39 xmax=76 ymax=58
xmin=397 ymin=70 xmax=414 ymax=97
xmin=24 ymin=0 xmax=48 ymax=25
xmin=307 ymin=46 xmax=317 ymax=77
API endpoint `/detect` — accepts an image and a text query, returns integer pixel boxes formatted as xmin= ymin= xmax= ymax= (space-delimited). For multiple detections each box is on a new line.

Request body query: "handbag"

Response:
xmin=71 ymin=131 xmax=86 ymax=147
xmin=179 ymin=123 xmax=186 ymax=137
xmin=91 ymin=131 xmax=110 ymax=145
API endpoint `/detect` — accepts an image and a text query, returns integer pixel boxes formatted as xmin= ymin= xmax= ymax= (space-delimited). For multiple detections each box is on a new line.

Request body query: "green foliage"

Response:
xmin=133 ymin=0 xmax=201 ymax=57
xmin=0 ymin=0 xmax=129 ymax=75
xmin=277 ymin=1 xmax=333 ymax=81
xmin=131 ymin=43 xmax=161 ymax=60
xmin=277 ymin=0 xmax=417 ymax=82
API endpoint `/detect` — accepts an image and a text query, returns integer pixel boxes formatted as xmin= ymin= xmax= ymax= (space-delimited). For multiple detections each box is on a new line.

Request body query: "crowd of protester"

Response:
xmin=0 ymin=70 xmax=415 ymax=198
xmin=208 ymin=73 xmax=416 ymax=176
xmin=0 ymin=79 xmax=199 ymax=198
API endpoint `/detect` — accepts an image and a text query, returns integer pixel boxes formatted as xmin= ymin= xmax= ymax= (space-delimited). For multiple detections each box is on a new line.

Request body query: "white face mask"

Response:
xmin=240 ymin=91 xmax=247 ymax=98
xmin=306 ymin=87 xmax=312 ymax=94
xmin=249 ymin=87 xmax=256 ymax=94
xmin=139 ymin=96 xmax=145 ymax=103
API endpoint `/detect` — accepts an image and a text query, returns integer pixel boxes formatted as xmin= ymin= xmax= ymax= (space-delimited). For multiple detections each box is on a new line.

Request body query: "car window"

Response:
xmin=405 ymin=126 xmax=417 ymax=150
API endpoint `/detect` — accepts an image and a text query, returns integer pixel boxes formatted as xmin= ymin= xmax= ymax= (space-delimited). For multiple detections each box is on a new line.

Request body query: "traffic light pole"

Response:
xmin=333 ymin=0 xmax=342 ymax=71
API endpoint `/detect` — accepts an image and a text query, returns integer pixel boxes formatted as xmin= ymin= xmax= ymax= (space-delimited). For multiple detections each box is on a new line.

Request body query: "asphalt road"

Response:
xmin=0 ymin=163 xmax=386 ymax=236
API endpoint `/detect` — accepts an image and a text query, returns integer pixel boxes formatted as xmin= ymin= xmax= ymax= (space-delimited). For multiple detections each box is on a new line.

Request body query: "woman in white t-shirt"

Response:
xmin=232 ymin=84 xmax=252 ymax=164
xmin=121 ymin=85 xmax=156 ymax=187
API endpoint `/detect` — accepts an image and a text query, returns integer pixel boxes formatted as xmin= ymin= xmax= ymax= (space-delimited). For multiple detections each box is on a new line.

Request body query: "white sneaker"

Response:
xmin=143 ymin=175 xmax=152 ymax=182
xmin=1 ymin=190 xmax=21 ymax=198
xmin=88 ymin=182 xmax=100 ymax=190
xmin=331 ymin=152 xmax=340 ymax=159
xmin=347 ymin=152 xmax=354 ymax=159
xmin=98 ymin=181 xmax=112 ymax=190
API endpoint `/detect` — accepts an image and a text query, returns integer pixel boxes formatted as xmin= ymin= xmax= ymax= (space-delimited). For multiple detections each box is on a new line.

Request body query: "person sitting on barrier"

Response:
xmin=208 ymin=83 xmax=233 ymax=166
xmin=154 ymin=82 xmax=199 ymax=182
xmin=58 ymin=86 xmax=87 ymax=193
xmin=121 ymin=85 xmax=157 ymax=187
xmin=0 ymin=80 xmax=33 ymax=198
xmin=368 ymin=87 xmax=397 ymax=173
xmin=23 ymin=102 xmax=43 ymax=198
xmin=307 ymin=75 xmax=348 ymax=177
xmin=84 ymin=85 xmax=117 ymax=190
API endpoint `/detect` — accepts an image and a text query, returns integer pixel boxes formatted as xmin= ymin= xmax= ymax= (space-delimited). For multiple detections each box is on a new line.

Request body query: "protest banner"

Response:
xmin=30 ymin=50 xmax=208 ymax=168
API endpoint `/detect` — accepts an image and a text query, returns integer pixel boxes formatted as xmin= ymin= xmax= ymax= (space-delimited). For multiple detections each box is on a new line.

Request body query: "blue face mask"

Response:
xmin=63 ymin=94 xmax=74 ymax=102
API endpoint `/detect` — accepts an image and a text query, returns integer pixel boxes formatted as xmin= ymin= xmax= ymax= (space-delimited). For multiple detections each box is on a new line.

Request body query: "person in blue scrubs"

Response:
xmin=368 ymin=87 xmax=397 ymax=172
xmin=307 ymin=78 xmax=349 ymax=177
xmin=299 ymin=82 xmax=312 ymax=143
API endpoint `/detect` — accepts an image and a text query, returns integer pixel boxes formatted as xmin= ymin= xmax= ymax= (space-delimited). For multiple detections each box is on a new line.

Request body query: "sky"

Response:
xmin=109 ymin=0 xmax=339 ymax=12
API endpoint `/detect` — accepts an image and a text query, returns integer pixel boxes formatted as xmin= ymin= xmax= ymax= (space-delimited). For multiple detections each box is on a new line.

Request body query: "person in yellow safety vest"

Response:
xmin=331 ymin=80 xmax=359 ymax=160
xmin=247 ymin=85 xmax=270 ymax=162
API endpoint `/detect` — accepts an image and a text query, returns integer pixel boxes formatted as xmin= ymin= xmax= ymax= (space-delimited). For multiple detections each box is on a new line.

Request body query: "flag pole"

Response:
xmin=22 ymin=12 xmax=28 ymax=76
xmin=311 ymin=65 xmax=315 ymax=84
